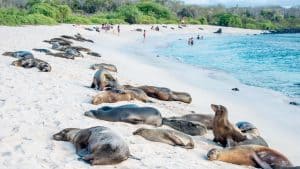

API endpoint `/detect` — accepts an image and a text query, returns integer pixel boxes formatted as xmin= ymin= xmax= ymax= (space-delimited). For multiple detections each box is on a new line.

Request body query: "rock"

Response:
xmin=232 ymin=88 xmax=239 ymax=91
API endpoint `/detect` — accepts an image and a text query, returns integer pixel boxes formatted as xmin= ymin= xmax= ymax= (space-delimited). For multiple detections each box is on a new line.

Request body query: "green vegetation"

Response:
xmin=0 ymin=0 xmax=299 ymax=30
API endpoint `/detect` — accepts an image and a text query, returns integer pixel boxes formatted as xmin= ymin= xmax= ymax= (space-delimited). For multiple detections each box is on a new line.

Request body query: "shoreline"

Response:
xmin=0 ymin=24 xmax=299 ymax=169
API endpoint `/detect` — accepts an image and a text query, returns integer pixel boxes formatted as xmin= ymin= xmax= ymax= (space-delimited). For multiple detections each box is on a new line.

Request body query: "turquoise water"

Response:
xmin=154 ymin=34 xmax=300 ymax=98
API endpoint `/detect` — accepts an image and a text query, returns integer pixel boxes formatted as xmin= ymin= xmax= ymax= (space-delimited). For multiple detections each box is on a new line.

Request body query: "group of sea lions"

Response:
xmin=2 ymin=51 xmax=51 ymax=72
xmin=89 ymin=67 xmax=192 ymax=104
xmin=3 ymin=30 xmax=297 ymax=168
xmin=42 ymin=34 xmax=101 ymax=59
xmin=52 ymin=61 xmax=299 ymax=168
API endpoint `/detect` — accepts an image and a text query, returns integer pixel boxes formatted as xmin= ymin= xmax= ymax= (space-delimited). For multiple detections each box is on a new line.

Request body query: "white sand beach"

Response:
xmin=0 ymin=24 xmax=299 ymax=169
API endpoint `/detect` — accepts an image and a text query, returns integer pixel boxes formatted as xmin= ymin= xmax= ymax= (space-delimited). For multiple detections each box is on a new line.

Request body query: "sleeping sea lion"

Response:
xmin=3 ymin=51 xmax=34 ymax=59
xmin=33 ymin=48 xmax=51 ymax=54
xmin=162 ymin=118 xmax=207 ymax=136
xmin=53 ymin=126 xmax=132 ymax=165
xmin=84 ymin=104 xmax=162 ymax=126
xmin=87 ymin=52 xmax=101 ymax=57
xmin=168 ymin=114 xmax=214 ymax=129
xmin=46 ymin=52 xmax=75 ymax=59
xmin=91 ymin=69 xmax=120 ymax=91
xmin=12 ymin=58 xmax=51 ymax=72
xmin=138 ymin=85 xmax=192 ymax=103
xmin=91 ymin=89 xmax=150 ymax=105
xmin=90 ymin=63 xmax=117 ymax=72
xmin=207 ymin=145 xmax=295 ymax=169
xmin=211 ymin=104 xmax=246 ymax=147
xmin=133 ymin=128 xmax=194 ymax=149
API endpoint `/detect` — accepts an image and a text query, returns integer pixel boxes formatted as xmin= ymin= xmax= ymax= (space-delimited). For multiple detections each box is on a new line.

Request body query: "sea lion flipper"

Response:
xmin=165 ymin=132 xmax=184 ymax=146
xmin=74 ymin=130 xmax=92 ymax=155
xmin=251 ymin=153 xmax=272 ymax=169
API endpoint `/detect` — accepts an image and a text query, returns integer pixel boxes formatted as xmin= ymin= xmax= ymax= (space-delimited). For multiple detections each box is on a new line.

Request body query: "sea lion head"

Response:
xmin=133 ymin=128 xmax=147 ymax=135
xmin=53 ymin=128 xmax=79 ymax=141
xmin=207 ymin=148 xmax=220 ymax=160
xmin=211 ymin=104 xmax=228 ymax=116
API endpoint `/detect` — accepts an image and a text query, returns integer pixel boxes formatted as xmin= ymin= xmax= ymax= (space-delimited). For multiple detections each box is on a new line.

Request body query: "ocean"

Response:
xmin=154 ymin=33 xmax=300 ymax=100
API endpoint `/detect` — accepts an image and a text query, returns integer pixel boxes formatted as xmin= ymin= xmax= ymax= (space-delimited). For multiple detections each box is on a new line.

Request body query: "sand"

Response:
xmin=0 ymin=24 xmax=299 ymax=169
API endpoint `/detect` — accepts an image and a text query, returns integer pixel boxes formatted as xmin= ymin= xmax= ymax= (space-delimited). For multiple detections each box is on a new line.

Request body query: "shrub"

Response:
xmin=138 ymin=15 xmax=157 ymax=24
xmin=198 ymin=17 xmax=207 ymax=24
xmin=25 ymin=13 xmax=57 ymax=25
xmin=29 ymin=3 xmax=59 ymax=19
xmin=117 ymin=5 xmax=142 ymax=24
xmin=65 ymin=15 xmax=92 ymax=24
xmin=244 ymin=23 xmax=257 ymax=29
xmin=57 ymin=5 xmax=72 ymax=22
xmin=136 ymin=2 xmax=172 ymax=19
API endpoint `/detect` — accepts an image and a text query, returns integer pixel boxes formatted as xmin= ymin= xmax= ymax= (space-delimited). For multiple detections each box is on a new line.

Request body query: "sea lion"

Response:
xmin=167 ymin=114 xmax=214 ymax=129
xmin=123 ymin=85 xmax=152 ymax=103
xmin=44 ymin=38 xmax=72 ymax=46
xmin=90 ymin=63 xmax=117 ymax=72
xmin=236 ymin=121 xmax=260 ymax=136
xmin=2 ymin=51 xmax=34 ymax=59
xmin=162 ymin=118 xmax=207 ymax=136
xmin=207 ymin=145 xmax=294 ymax=169
xmin=53 ymin=126 xmax=131 ymax=165
xmin=214 ymin=28 xmax=222 ymax=34
xmin=61 ymin=34 xmax=94 ymax=43
xmin=91 ymin=69 xmax=120 ymax=91
xmin=46 ymin=52 xmax=75 ymax=59
xmin=84 ymin=104 xmax=162 ymax=126
xmin=211 ymin=104 xmax=247 ymax=147
xmin=12 ymin=58 xmax=51 ymax=72
xmin=87 ymin=52 xmax=101 ymax=57
xmin=91 ymin=89 xmax=150 ymax=105
xmin=138 ymin=85 xmax=192 ymax=103
xmin=232 ymin=121 xmax=269 ymax=147
xmin=133 ymin=128 xmax=194 ymax=149
xmin=33 ymin=48 xmax=51 ymax=54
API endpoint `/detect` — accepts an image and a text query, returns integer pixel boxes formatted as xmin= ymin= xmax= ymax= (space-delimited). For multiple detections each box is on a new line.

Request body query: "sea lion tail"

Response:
xmin=129 ymin=155 xmax=141 ymax=161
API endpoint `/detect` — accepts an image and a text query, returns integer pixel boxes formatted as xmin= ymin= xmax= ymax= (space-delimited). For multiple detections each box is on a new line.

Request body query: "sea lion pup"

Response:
xmin=137 ymin=85 xmax=192 ymax=103
xmin=91 ymin=69 xmax=120 ymax=91
xmin=162 ymin=118 xmax=207 ymax=136
xmin=133 ymin=128 xmax=194 ymax=149
xmin=53 ymin=126 xmax=133 ymax=165
xmin=12 ymin=58 xmax=51 ymax=72
xmin=87 ymin=52 xmax=101 ymax=57
xmin=167 ymin=114 xmax=214 ymax=129
xmin=84 ymin=104 xmax=162 ymax=126
xmin=211 ymin=104 xmax=246 ymax=147
xmin=90 ymin=63 xmax=117 ymax=72
xmin=207 ymin=145 xmax=294 ymax=169
xmin=2 ymin=51 xmax=34 ymax=59
xmin=91 ymin=89 xmax=150 ymax=105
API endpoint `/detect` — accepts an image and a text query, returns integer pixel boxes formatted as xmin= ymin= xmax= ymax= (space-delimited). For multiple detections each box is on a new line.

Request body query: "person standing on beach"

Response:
xmin=117 ymin=25 xmax=120 ymax=36
xmin=191 ymin=37 xmax=194 ymax=45
xmin=143 ymin=30 xmax=146 ymax=40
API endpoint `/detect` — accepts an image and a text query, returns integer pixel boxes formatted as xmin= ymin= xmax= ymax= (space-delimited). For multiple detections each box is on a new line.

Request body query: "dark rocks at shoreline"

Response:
xmin=289 ymin=102 xmax=299 ymax=106
xmin=232 ymin=88 xmax=239 ymax=91
xmin=262 ymin=28 xmax=300 ymax=34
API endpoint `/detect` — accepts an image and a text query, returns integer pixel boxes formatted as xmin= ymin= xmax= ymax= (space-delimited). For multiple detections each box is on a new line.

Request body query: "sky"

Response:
xmin=183 ymin=0 xmax=300 ymax=7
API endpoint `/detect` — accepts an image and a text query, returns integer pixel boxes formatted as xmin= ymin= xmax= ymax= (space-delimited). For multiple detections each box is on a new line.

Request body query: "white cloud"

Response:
xmin=183 ymin=0 xmax=300 ymax=7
